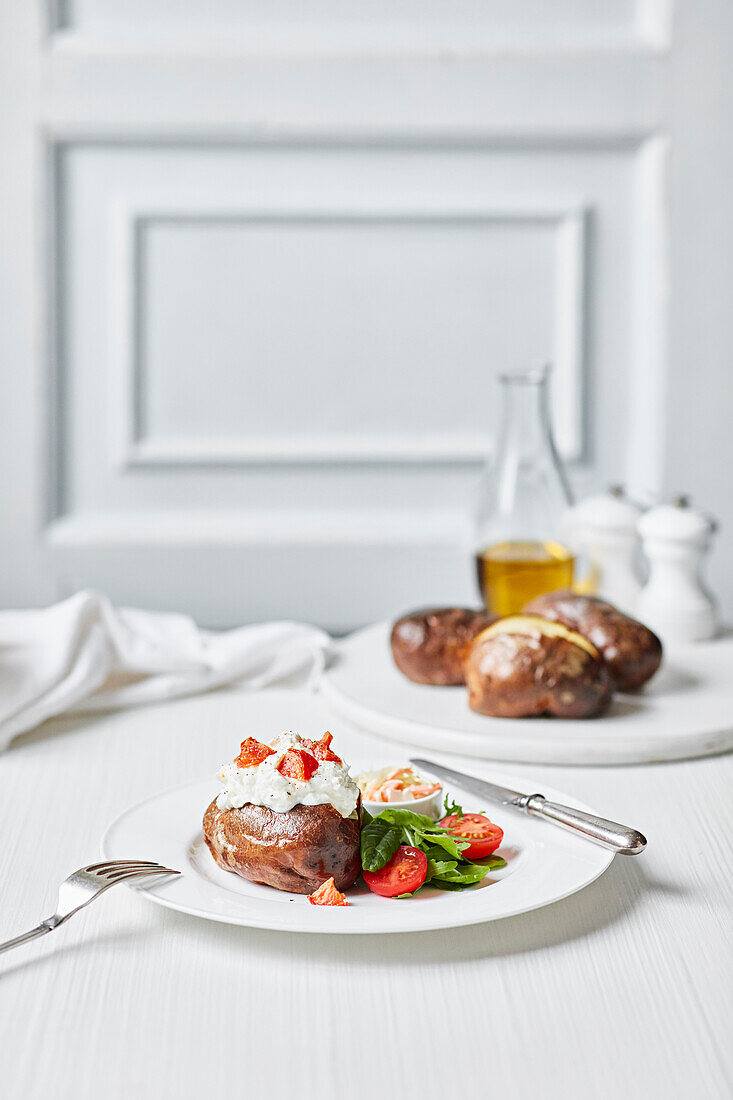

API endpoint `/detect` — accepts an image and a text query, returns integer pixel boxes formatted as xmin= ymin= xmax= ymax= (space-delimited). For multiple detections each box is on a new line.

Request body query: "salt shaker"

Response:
xmin=637 ymin=497 xmax=719 ymax=643
xmin=564 ymin=487 xmax=642 ymax=614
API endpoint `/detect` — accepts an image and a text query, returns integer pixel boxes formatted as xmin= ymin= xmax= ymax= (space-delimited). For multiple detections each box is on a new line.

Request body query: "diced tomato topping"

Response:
xmin=302 ymin=731 xmax=342 ymax=765
xmin=277 ymin=747 xmax=319 ymax=781
xmin=308 ymin=877 xmax=348 ymax=906
xmin=234 ymin=737 xmax=275 ymax=768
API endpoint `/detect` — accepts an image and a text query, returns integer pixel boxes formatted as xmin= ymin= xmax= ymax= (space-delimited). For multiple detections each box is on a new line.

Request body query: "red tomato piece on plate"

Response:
xmin=277 ymin=748 xmax=319 ymax=781
xmin=234 ymin=737 xmax=275 ymax=768
xmin=363 ymin=845 xmax=428 ymax=898
xmin=438 ymin=813 xmax=504 ymax=859
xmin=308 ymin=877 xmax=348 ymax=906
xmin=302 ymin=731 xmax=342 ymax=765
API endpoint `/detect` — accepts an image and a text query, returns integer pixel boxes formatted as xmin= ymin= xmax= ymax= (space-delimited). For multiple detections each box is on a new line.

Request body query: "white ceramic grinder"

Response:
xmin=637 ymin=497 xmax=719 ymax=643
xmin=564 ymin=486 xmax=642 ymax=615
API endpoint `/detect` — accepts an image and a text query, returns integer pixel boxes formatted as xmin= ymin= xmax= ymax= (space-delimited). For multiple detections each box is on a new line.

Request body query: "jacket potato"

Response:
xmin=390 ymin=607 xmax=496 ymax=686
xmin=464 ymin=615 xmax=613 ymax=719
xmin=203 ymin=797 xmax=362 ymax=895
xmin=522 ymin=591 xmax=662 ymax=691
xmin=205 ymin=732 xmax=362 ymax=894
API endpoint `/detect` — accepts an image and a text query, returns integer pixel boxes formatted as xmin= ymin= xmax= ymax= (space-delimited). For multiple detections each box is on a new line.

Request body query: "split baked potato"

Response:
xmin=390 ymin=607 xmax=496 ymax=686
xmin=464 ymin=615 xmax=613 ymax=719
xmin=523 ymin=590 xmax=662 ymax=691
xmin=203 ymin=797 xmax=362 ymax=895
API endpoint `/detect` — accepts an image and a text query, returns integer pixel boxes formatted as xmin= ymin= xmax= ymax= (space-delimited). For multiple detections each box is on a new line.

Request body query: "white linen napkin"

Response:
xmin=0 ymin=590 xmax=332 ymax=750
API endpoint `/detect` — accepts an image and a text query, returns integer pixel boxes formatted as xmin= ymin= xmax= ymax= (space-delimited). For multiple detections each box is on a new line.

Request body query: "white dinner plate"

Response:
xmin=320 ymin=622 xmax=733 ymax=765
xmin=102 ymin=764 xmax=614 ymax=935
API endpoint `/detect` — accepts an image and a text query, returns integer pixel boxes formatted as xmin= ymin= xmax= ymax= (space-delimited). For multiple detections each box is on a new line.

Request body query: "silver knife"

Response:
xmin=409 ymin=758 xmax=646 ymax=855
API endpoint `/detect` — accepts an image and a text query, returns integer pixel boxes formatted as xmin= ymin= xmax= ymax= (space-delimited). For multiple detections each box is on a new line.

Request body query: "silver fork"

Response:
xmin=0 ymin=860 xmax=180 ymax=955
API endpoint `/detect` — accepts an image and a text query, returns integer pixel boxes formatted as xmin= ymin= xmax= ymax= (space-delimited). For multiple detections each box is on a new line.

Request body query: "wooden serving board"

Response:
xmin=320 ymin=622 xmax=733 ymax=765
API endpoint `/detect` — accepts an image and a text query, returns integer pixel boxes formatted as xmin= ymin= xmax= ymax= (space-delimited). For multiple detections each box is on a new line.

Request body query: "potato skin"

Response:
xmin=523 ymin=591 xmax=662 ymax=691
xmin=203 ymin=798 xmax=362 ymax=894
xmin=390 ymin=607 xmax=496 ymax=686
xmin=465 ymin=627 xmax=613 ymax=719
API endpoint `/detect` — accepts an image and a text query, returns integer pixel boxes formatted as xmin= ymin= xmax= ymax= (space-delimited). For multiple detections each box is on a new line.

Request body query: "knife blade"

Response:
xmin=409 ymin=758 xmax=646 ymax=855
xmin=410 ymin=758 xmax=525 ymax=807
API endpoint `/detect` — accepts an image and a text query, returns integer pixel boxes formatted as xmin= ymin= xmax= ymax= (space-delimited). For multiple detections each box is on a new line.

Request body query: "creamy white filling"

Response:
xmin=215 ymin=731 xmax=359 ymax=818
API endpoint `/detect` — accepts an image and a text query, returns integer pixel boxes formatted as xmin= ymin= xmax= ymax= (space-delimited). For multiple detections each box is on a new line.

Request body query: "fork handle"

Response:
xmin=0 ymin=918 xmax=57 ymax=955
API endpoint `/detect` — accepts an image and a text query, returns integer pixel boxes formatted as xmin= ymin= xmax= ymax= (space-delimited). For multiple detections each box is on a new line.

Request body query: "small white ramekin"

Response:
xmin=362 ymin=786 xmax=443 ymax=821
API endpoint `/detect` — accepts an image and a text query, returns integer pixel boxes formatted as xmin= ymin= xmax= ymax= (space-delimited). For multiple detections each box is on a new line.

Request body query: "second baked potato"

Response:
xmin=465 ymin=615 xmax=613 ymax=719
xmin=523 ymin=591 xmax=662 ymax=691
xmin=390 ymin=607 xmax=496 ymax=686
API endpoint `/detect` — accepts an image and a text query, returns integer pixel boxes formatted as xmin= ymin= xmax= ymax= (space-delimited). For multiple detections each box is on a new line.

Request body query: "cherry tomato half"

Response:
xmin=363 ymin=845 xmax=428 ymax=898
xmin=438 ymin=813 xmax=504 ymax=859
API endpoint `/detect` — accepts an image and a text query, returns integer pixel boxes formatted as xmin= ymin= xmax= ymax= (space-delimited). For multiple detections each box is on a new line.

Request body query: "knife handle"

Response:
xmin=520 ymin=794 xmax=646 ymax=854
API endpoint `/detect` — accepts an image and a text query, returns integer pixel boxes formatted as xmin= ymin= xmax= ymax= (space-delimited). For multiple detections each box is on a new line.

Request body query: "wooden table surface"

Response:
xmin=1 ymin=689 xmax=731 ymax=1100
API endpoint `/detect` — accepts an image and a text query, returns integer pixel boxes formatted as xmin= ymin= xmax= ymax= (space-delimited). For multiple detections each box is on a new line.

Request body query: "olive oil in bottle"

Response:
xmin=475 ymin=539 xmax=575 ymax=617
xmin=473 ymin=365 xmax=575 ymax=615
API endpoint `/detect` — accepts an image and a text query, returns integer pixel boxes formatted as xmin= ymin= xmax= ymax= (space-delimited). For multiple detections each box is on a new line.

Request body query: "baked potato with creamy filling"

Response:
xmin=390 ymin=607 xmax=496 ymax=686
xmin=203 ymin=797 xmax=362 ymax=895
xmin=464 ymin=616 xmax=613 ymax=719
xmin=522 ymin=591 xmax=662 ymax=691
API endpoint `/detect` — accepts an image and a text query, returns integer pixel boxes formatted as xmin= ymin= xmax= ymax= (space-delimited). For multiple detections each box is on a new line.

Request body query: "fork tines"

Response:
xmin=86 ymin=860 xmax=179 ymax=880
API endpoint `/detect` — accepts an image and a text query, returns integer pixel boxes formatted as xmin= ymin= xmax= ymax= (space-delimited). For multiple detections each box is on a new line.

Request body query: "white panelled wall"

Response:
xmin=1 ymin=1 xmax=731 ymax=628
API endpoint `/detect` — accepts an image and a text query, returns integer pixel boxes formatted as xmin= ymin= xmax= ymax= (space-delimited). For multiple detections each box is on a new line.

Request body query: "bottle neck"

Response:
xmin=497 ymin=379 xmax=553 ymax=459
xmin=474 ymin=367 xmax=573 ymax=551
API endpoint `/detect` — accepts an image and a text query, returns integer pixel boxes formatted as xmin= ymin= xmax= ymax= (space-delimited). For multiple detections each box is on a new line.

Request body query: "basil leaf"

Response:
xmin=360 ymin=818 xmax=401 ymax=872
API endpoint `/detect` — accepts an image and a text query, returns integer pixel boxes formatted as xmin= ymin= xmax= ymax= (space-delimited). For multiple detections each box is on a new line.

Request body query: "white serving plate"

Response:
xmin=320 ymin=622 xmax=733 ymax=765
xmin=102 ymin=765 xmax=613 ymax=935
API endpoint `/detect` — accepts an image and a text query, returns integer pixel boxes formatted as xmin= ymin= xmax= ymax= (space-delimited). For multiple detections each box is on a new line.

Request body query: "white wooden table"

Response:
xmin=1 ymin=689 xmax=731 ymax=1100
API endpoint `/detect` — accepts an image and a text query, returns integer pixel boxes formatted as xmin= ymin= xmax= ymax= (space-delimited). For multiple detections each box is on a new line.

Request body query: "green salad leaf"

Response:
xmin=360 ymin=817 xmax=402 ymax=873
xmin=418 ymin=830 xmax=469 ymax=861
xmin=425 ymin=858 xmax=457 ymax=882
xmin=442 ymin=792 xmax=464 ymax=818
xmin=435 ymin=858 xmax=504 ymax=884
xmin=360 ymin=804 xmax=506 ymax=893
xmin=376 ymin=808 xmax=439 ymax=831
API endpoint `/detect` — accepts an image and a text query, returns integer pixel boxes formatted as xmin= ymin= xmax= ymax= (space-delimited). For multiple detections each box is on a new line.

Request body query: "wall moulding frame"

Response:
xmin=42 ymin=0 xmax=674 ymax=56
xmin=110 ymin=202 xmax=588 ymax=470
xmin=42 ymin=130 xmax=668 ymax=545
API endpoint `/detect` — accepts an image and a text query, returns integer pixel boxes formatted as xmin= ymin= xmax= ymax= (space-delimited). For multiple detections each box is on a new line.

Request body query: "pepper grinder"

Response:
xmin=637 ymin=496 xmax=719 ymax=643
xmin=564 ymin=486 xmax=642 ymax=615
